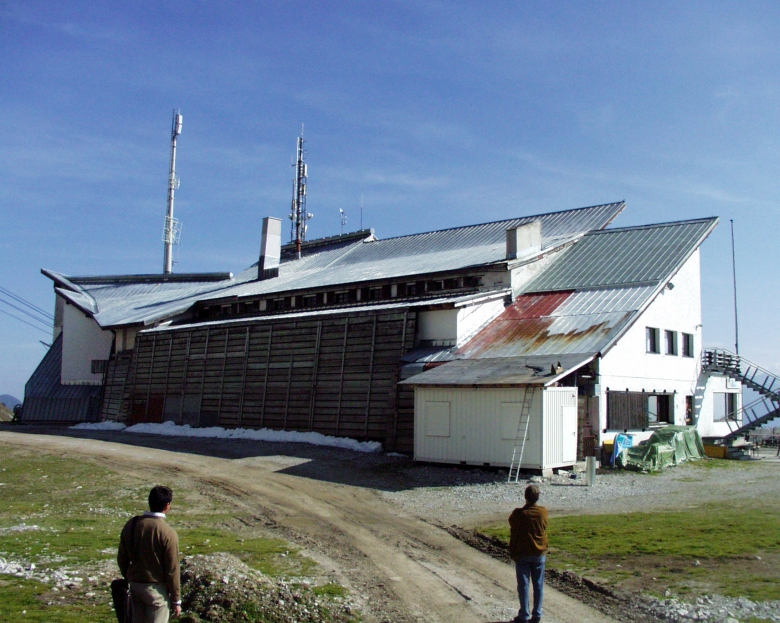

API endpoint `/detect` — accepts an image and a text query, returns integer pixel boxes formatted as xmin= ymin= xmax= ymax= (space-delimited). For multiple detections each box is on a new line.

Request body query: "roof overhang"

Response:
xmin=399 ymin=354 xmax=596 ymax=388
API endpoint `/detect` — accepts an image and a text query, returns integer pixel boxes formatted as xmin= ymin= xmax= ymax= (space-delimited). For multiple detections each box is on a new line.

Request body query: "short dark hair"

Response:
xmin=148 ymin=486 xmax=173 ymax=513
xmin=525 ymin=484 xmax=540 ymax=505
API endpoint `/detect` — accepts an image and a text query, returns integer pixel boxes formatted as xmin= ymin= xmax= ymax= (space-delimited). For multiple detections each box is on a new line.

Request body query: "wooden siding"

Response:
xmin=101 ymin=309 xmax=417 ymax=452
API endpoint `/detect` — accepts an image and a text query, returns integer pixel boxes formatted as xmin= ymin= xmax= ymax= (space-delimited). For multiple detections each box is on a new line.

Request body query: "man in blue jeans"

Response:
xmin=508 ymin=485 xmax=548 ymax=623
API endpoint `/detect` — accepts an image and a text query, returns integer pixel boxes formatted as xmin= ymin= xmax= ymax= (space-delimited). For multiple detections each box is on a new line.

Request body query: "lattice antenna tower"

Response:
xmin=163 ymin=109 xmax=183 ymax=274
xmin=289 ymin=126 xmax=313 ymax=258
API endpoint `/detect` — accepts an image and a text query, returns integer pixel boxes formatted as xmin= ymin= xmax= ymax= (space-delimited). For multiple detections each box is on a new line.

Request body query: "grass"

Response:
xmin=0 ymin=446 xmax=327 ymax=621
xmin=480 ymin=499 xmax=780 ymax=601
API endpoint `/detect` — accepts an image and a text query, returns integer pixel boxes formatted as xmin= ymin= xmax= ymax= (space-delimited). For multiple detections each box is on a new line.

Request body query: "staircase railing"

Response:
xmin=702 ymin=348 xmax=780 ymax=440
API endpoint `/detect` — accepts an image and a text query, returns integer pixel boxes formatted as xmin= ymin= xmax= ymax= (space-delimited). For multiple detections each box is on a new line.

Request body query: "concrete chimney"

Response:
xmin=506 ymin=220 xmax=542 ymax=260
xmin=258 ymin=217 xmax=282 ymax=280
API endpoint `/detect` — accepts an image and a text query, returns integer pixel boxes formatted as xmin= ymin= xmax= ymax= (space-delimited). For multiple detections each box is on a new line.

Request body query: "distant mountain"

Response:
xmin=0 ymin=395 xmax=21 ymax=408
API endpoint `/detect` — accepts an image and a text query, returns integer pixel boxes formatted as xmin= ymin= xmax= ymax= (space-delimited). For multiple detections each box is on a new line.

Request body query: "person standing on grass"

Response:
xmin=118 ymin=485 xmax=182 ymax=622
xmin=508 ymin=484 xmax=548 ymax=623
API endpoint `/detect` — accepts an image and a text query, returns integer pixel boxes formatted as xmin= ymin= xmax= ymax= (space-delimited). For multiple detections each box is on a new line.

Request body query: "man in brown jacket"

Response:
xmin=118 ymin=486 xmax=181 ymax=622
xmin=508 ymin=484 xmax=548 ymax=623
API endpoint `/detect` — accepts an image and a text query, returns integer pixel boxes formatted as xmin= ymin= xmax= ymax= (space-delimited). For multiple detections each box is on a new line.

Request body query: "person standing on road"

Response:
xmin=508 ymin=484 xmax=548 ymax=623
xmin=118 ymin=485 xmax=182 ymax=622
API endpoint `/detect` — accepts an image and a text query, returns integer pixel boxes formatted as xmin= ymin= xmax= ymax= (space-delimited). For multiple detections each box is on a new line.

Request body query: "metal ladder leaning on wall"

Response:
xmin=507 ymin=387 xmax=534 ymax=483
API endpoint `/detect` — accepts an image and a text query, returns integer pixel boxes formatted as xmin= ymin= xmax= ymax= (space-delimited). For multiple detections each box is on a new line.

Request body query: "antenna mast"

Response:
xmin=163 ymin=110 xmax=183 ymax=274
xmin=289 ymin=127 xmax=312 ymax=258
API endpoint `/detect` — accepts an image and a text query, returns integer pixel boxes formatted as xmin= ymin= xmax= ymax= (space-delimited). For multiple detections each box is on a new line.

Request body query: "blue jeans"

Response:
xmin=515 ymin=555 xmax=545 ymax=622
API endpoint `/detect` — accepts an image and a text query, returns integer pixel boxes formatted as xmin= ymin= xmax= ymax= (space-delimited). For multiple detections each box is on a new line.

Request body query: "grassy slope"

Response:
xmin=0 ymin=403 xmax=13 ymax=422
xmin=0 ymin=447 xmax=326 ymax=622
xmin=480 ymin=461 xmax=780 ymax=602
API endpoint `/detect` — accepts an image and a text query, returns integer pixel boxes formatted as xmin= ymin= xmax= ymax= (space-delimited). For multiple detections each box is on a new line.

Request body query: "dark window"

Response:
xmin=91 ymin=359 xmax=108 ymax=374
xmin=682 ymin=333 xmax=694 ymax=357
xmin=665 ymin=330 xmax=678 ymax=355
xmin=333 ymin=291 xmax=349 ymax=304
xmin=648 ymin=394 xmax=673 ymax=424
xmin=646 ymin=327 xmax=660 ymax=353
xmin=369 ymin=287 xmax=384 ymax=300
xmin=685 ymin=395 xmax=693 ymax=425
xmin=443 ymin=278 xmax=458 ymax=290
xmin=428 ymin=280 xmax=444 ymax=292
xmin=463 ymin=276 xmax=482 ymax=288
xmin=272 ymin=298 xmax=289 ymax=311
xmin=405 ymin=283 xmax=417 ymax=297
xmin=302 ymin=295 xmax=317 ymax=308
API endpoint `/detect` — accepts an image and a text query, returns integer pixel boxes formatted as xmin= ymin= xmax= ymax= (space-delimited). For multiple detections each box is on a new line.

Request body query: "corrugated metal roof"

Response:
xmin=524 ymin=218 xmax=718 ymax=292
xmin=400 ymin=285 xmax=656 ymax=364
xmin=44 ymin=202 xmax=624 ymax=328
xmin=399 ymin=354 xmax=595 ymax=386
xmin=206 ymin=202 xmax=626 ymax=302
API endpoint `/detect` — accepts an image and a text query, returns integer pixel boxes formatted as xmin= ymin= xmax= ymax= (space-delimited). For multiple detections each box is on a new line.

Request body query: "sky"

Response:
xmin=1 ymin=1 xmax=779 ymax=400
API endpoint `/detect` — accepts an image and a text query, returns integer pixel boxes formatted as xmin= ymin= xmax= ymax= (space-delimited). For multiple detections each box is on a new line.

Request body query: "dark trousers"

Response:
xmin=514 ymin=555 xmax=545 ymax=622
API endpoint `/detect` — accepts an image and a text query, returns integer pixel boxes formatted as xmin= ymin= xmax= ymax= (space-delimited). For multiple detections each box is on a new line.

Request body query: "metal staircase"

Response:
xmin=507 ymin=387 xmax=534 ymax=483
xmin=702 ymin=349 xmax=780 ymax=441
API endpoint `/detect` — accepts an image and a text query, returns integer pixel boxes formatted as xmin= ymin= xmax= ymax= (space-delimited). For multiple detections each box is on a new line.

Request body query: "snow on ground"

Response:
xmin=70 ymin=420 xmax=383 ymax=453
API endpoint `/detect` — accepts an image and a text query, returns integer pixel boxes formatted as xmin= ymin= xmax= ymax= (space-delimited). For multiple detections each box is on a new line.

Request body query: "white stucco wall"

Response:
xmin=61 ymin=303 xmax=113 ymax=385
xmin=694 ymin=373 xmax=742 ymax=438
xmin=598 ymin=251 xmax=703 ymax=442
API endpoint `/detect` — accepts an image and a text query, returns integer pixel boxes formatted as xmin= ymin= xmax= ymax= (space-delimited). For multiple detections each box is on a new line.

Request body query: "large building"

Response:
xmin=24 ymin=201 xmax=778 ymax=468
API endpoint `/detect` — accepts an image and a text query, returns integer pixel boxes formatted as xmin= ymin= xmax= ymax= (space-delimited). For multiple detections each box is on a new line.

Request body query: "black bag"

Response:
xmin=112 ymin=516 xmax=140 ymax=623
xmin=110 ymin=578 xmax=133 ymax=623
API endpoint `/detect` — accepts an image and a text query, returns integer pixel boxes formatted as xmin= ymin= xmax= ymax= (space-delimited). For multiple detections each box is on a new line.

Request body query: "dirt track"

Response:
xmin=0 ymin=430 xmax=617 ymax=623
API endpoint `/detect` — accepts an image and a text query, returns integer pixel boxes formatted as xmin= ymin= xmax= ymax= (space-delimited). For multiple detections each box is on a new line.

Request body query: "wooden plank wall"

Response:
xmin=102 ymin=309 xmax=417 ymax=452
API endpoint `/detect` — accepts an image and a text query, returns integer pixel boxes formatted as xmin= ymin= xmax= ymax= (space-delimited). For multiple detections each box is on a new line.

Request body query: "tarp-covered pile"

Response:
xmin=615 ymin=425 xmax=706 ymax=472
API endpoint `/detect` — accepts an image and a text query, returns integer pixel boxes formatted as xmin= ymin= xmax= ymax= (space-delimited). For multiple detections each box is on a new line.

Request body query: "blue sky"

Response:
xmin=1 ymin=1 xmax=779 ymax=399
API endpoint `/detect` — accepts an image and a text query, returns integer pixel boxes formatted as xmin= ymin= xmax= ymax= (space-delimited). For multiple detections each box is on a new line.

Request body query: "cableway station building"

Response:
xmin=24 ymin=201 xmax=760 ymax=470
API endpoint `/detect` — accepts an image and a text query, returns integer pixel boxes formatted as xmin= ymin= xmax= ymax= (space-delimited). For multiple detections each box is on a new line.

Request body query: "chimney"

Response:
xmin=506 ymin=220 xmax=542 ymax=260
xmin=258 ymin=217 xmax=282 ymax=280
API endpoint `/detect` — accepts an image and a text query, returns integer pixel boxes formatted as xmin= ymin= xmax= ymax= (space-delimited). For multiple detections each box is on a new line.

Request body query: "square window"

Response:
xmin=646 ymin=327 xmax=660 ymax=354
xmin=665 ymin=330 xmax=678 ymax=355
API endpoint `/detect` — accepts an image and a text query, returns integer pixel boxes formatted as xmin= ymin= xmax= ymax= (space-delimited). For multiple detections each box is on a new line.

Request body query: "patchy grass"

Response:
xmin=0 ymin=447 xmax=325 ymax=621
xmin=312 ymin=583 xmax=348 ymax=598
xmin=480 ymin=500 xmax=780 ymax=601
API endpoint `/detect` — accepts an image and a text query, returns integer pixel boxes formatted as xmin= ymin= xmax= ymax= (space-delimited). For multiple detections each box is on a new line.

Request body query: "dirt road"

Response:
xmin=0 ymin=431 xmax=616 ymax=623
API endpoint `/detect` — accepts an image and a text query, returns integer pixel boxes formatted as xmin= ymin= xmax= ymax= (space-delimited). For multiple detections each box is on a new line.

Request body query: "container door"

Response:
xmin=561 ymin=405 xmax=577 ymax=462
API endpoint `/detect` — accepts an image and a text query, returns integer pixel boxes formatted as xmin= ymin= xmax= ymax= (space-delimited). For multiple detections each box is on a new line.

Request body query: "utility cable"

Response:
xmin=0 ymin=286 xmax=54 ymax=320
xmin=0 ymin=308 xmax=51 ymax=334
xmin=0 ymin=296 xmax=52 ymax=328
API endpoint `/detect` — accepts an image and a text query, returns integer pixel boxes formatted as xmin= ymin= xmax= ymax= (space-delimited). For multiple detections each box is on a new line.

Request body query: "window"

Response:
xmin=646 ymin=327 xmax=660 ymax=353
xmin=91 ymin=359 xmax=108 ymax=374
xmin=607 ymin=390 xmax=674 ymax=429
xmin=405 ymin=283 xmax=417 ymax=297
xmin=713 ymin=392 xmax=738 ymax=422
xmin=665 ymin=330 xmax=678 ymax=355
xmin=302 ymin=295 xmax=317 ymax=308
xmin=682 ymin=333 xmax=694 ymax=358
xmin=647 ymin=394 xmax=672 ymax=424
xmin=685 ymin=395 xmax=694 ymax=425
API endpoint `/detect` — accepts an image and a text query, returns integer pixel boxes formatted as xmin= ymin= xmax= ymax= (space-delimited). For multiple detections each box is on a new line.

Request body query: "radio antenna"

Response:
xmin=288 ymin=126 xmax=313 ymax=258
xmin=163 ymin=109 xmax=183 ymax=274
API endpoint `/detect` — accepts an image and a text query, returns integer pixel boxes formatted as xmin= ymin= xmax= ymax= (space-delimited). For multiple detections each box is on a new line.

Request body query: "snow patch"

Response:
xmin=72 ymin=420 xmax=383 ymax=453
xmin=70 ymin=421 xmax=127 ymax=431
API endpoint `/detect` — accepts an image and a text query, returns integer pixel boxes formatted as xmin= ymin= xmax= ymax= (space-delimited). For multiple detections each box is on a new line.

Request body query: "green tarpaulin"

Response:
xmin=615 ymin=425 xmax=706 ymax=472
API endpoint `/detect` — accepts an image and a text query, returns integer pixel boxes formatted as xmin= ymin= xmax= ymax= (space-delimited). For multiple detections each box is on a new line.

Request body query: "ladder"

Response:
xmin=507 ymin=387 xmax=534 ymax=483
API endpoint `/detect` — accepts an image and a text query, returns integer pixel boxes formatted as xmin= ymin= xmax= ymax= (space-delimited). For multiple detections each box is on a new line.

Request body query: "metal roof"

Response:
xmin=43 ymin=202 xmax=624 ymax=328
xmin=205 ymin=202 xmax=625 ymax=302
xmin=399 ymin=354 xmax=595 ymax=387
xmin=524 ymin=217 xmax=718 ymax=292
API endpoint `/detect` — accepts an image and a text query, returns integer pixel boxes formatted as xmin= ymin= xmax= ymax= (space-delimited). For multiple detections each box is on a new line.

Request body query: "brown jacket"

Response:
xmin=118 ymin=515 xmax=180 ymax=602
xmin=508 ymin=503 xmax=548 ymax=559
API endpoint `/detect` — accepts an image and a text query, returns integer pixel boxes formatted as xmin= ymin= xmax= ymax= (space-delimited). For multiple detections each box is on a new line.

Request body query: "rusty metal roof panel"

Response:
xmin=524 ymin=218 xmax=718 ymax=292
xmin=454 ymin=285 xmax=656 ymax=359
